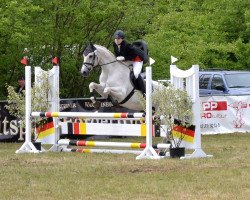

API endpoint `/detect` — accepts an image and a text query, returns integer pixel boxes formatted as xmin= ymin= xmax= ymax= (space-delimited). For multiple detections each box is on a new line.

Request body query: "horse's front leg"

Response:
xmin=89 ymin=82 xmax=106 ymax=109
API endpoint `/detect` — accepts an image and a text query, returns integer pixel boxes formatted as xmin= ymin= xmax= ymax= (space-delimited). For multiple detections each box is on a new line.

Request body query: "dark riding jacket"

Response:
xmin=15 ymin=86 xmax=25 ymax=94
xmin=113 ymin=40 xmax=143 ymax=61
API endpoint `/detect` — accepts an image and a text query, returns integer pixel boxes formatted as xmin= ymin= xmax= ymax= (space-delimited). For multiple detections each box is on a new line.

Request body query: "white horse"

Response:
xmin=80 ymin=43 xmax=158 ymax=111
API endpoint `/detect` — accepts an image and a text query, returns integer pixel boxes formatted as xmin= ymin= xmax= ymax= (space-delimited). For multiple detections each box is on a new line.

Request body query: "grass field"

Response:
xmin=0 ymin=133 xmax=249 ymax=200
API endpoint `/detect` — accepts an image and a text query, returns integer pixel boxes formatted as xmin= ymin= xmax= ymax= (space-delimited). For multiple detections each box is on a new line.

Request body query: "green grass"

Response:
xmin=0 ymin=133 xmax=249 ymax=200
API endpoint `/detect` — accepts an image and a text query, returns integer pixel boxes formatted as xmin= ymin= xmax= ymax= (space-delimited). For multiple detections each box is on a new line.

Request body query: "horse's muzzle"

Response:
xmin=80 ymin=66 xmax=89 ymax=77
xmin=81 ymin=71 xmax=89 ymax=77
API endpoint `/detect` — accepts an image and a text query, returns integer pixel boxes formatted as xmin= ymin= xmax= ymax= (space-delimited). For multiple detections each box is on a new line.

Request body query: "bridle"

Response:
xmin=82 ymin=51 xmax=97 ymax=71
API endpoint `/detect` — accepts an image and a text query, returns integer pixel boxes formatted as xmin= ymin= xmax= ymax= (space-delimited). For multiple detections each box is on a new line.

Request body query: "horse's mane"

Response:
xmin=94 ymin=44 xmax=115 ymax=57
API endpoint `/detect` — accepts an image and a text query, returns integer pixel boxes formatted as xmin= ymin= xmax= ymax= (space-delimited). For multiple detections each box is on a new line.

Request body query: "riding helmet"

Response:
xmin=114 ymin=30 xmax=125 ymax=39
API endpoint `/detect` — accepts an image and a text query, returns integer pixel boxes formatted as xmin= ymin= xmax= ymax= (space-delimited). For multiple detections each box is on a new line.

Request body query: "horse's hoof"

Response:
xmin=93 ymin=101 xmax=101 ymax=109
xmin=90 ymin=96 xmax=96 ymax=102
xmin=159 ymin=151 xmax=166 ymax=156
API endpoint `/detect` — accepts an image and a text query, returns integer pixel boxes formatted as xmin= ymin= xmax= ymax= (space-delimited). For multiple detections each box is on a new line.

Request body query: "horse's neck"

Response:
xmin=97 ymin=46 xmax=130 ymax=76
xmin=96 ymin=45 xmax=115 ymax=63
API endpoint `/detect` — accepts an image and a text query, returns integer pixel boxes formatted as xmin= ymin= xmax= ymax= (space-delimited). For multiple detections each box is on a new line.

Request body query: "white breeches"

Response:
xmin=133 ymin=61 xmax=143 ymax=79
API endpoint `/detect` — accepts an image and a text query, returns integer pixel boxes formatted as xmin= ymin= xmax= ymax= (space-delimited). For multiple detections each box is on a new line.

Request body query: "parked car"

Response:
xmin=199 ymin=70 xmax=250 ymax=96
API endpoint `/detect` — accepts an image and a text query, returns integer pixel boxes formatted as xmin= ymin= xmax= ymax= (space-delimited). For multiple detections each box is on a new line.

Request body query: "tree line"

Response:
xmin=0 ymin=0 xmax=249 ymax=99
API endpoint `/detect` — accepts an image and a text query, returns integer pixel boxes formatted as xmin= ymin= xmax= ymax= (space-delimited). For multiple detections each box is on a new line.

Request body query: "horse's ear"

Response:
xmin=90 ymin=42 xmax=96 ymax=50
xmin=82 ymin=42 xmax=88 ymax=55
xmin=90 ymin=42 xmax=96 ymax=51
xmin=83 ymin=42 xmax=96 ymax=56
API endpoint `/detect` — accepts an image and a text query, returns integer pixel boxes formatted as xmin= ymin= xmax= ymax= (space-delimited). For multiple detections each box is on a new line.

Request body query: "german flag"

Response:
xmin=66 ymin=122 xmax=86 ymax=135
xmin=36 ymin=117 xmax=55 ymax=139
xmin=172 ymin=119 xmax=195 ymax=143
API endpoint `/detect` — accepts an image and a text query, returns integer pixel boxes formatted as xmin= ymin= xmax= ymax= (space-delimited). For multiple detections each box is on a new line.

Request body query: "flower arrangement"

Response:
xmin=139 ymin=84 xmax=193 ymax=156
xmin=5 ymin=71 xmax=52 ymax=139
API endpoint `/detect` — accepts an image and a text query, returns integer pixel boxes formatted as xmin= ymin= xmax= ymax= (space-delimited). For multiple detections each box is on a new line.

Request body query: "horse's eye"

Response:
xmin=89 ymin=55 xmax=93 ymax=59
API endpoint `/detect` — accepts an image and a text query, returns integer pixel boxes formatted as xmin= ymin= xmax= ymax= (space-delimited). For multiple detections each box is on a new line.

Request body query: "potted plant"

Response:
xmin=5 ymin=71 xmax=51 ymax=149
xmin=139 ymin=84 xmax=193 ymax=158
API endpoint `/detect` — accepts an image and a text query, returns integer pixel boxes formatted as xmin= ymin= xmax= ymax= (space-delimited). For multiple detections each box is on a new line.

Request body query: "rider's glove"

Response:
xmin=116 ymin=56 xmax=125 ymax=61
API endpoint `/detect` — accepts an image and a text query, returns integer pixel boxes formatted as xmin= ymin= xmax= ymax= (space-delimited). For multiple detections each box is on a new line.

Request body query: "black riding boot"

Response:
xmin=136 ymin=75 xmax=146 ymax=95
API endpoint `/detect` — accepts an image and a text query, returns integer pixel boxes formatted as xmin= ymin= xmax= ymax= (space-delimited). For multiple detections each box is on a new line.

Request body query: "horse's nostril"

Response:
xmin=82 ymin=71 xmax=88 ymax=77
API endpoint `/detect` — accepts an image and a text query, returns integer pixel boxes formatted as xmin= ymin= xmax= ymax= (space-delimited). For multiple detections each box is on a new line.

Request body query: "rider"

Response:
xmin=113 ymin=30 xmax=146 ymax=94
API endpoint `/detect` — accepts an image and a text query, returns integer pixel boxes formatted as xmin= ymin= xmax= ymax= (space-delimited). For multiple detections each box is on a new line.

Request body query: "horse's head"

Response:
xmin=81 ymin=43 xmax=98 ymax=77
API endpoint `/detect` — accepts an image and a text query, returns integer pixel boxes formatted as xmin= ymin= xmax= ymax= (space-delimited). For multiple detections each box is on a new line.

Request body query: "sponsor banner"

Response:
xmin=200 ymin=95 xmax=250 ymax=134
xmin=0 ymin=102 xmax=25 ymax=142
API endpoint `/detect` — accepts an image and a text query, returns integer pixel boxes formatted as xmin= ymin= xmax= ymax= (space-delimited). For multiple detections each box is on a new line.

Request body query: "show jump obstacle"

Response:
xmin=16 ymin=57 xmax=211 ymax=159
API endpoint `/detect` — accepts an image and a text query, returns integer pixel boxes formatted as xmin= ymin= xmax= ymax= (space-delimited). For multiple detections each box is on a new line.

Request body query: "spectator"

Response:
xmin=16 ymin=76 xmax=25 ymax=94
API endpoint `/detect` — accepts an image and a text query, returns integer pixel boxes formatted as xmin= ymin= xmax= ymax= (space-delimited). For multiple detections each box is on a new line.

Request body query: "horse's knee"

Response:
xmin=103 ymin=87 xmax=111 ymax=95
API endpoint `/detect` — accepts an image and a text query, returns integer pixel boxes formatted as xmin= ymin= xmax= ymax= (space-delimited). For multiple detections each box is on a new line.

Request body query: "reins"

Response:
xmin=98 ymin=60 xmax=117 ymax=66
xmin=83 ymin=53 xmax=130 ymax=68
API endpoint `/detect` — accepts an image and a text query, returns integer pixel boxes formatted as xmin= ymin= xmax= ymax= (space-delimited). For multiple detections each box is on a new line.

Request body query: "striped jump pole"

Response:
xmin=62 ymin=148 xmax=143 ymax=155
xmin=31 ymin=112 xmax=145 ymax=119
xmin=58 ymin=139 xmax=171 ymax=149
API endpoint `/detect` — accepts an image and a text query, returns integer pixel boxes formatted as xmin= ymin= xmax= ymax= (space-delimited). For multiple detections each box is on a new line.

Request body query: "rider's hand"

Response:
xmin=116 ymin=56 xmax=125 ymax=61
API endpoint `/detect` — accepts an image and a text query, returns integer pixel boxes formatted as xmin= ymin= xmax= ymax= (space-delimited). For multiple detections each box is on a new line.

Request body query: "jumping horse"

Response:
xmin=80 ymin=43 xmax=158 ymax=111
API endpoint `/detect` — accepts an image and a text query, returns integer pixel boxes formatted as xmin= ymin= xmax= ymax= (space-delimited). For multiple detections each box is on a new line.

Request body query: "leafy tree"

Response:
xmin=0 ymin=0 xmax=249 ymax=99
xmin=145 ymin=0 xmax=250 ymax=79
xmin=0 ymin=0 xmax=42 ymax=98
xmin=0 ymin=0 xmax=126 ymax=98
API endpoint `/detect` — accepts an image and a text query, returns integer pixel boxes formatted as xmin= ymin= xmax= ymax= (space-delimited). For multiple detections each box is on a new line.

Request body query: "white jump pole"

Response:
xmin=136 ymin=58 xmax=161 ymax=159
xmin=182 ymin=65 xmax=212 ymax=159
xmin=47 ymin=64 xmax=60 ymax=152
xmin=16 ymin=65 xmax=39 ymax=153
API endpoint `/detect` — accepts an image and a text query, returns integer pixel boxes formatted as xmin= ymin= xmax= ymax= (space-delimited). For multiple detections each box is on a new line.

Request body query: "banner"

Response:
xmin=0 ymin=101 xmax=24 ymax=142
xmin=200 ymin=95 xmax=250 ymax=134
